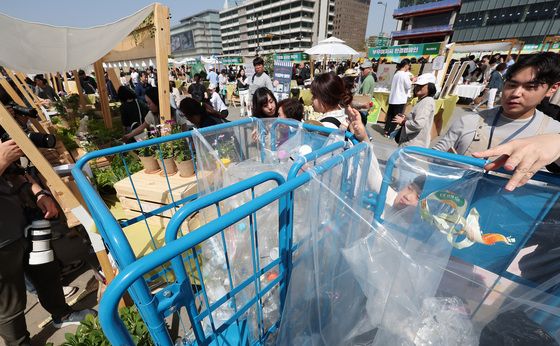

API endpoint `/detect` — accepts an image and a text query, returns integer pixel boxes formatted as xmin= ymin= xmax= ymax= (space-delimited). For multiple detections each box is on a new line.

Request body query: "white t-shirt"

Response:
xmin=389 ymin=70 xmax=412 ymax=105
xmin=131 ymin=71 xmax=139 ymax=85
xmin=209 ymin=92 xmax=228 ymax=112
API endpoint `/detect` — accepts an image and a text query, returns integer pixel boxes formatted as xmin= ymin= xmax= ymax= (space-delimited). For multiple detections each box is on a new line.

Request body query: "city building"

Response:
xmin=220 ymin=0 xmax=335 ymax=56
xmin=332 ymin=0 xmax=371 ymax=51
xmin=392 ymin=0 xmax=461 ymax=44
xmin=170 ymin=10 xmax=223 ymax=59
xmin=453 ymin=1 xmax=560 ymax=45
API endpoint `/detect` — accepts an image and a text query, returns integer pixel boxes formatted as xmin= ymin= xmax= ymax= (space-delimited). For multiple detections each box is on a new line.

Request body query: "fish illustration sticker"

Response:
xmin=420 ymin=190 xmax=515 ymax=249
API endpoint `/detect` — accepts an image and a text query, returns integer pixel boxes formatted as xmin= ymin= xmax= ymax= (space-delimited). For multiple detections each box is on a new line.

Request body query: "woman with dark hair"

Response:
xmin=179 ymin=97 xmax=226 ymax=128
xmin=310 ymin=72 xmax=353 ymax=129
xmin=118 ymin=86 xmax=149 ymax=134
xmin=278 ymin=98 xmax=304 ymax=121
xmin=251 ymin=87 xmax=278 ymax=118
xmin=392 ymin=73 xmax=437 ymax=148
xmin=237 ymin=69 xmax=250 ymax=117
xmin=123 ymin=87 xmax=163 ymax=141
xmin=385 ymin=58 xmax=414 ymax=137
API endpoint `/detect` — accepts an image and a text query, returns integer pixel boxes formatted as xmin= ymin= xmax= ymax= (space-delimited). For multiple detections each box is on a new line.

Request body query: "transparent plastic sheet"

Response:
xmin=278 ymin=148 xmax=560 ymax=345
xmin=188 ymin=120 xmax=347 ymax=337
xmin=276 ymin=144 xmax=375 ymax=345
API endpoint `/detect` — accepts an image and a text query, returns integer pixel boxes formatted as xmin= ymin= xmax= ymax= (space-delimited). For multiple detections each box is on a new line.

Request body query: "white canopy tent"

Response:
xmin=0 ymin=5 xmax=154 ymax=73
xmin=305 ymin=36 xmax=359 ymax=56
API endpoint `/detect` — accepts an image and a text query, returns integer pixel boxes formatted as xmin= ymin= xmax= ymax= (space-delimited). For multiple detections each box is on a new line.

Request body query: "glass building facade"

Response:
xmin=453 ymin=0 xmax=560 ymax=44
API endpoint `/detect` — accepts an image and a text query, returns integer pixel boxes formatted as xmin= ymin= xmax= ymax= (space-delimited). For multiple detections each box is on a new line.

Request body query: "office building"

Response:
xmin=333 ymin=0 xmax=371 ymax=51
xmin=220 ymin=0 xmax=335 ymax=56
xmin=392 ymin=0 xmax=461 ymax=44
xmin=170 ymin=10 xmax=223 ymax=58
xmin=453 ymin=1 xmax=560 ymax=44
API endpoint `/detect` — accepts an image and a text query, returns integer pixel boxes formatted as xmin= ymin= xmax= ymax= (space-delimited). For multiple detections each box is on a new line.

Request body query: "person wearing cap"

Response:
xmin=392 ymin=73 xmax=437 ymax=148
xmin=357 ymin=60 xmax=376 ymax=96
xmin=207 ymin=83 xmax=229 ymax=117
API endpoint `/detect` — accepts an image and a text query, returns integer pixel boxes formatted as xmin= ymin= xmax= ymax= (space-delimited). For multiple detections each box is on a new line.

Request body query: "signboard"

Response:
xmin=376 ymin=63 xmax=397 ymax=88
xmin=220 ymin=56 xmax=244 ymax=65
xmin=517 ymin=43 xmax=560 ymax=53
xmin=273 ymin=60 xmax=293 ymax=101
xmin=171 ymin=31 xmax=194 ymax=53
xmin=274 ymin=52 xmax=310 ymax=62
xmin=369 ymin=43 xmax=441 ymax=62
xmin=376 ymin=36 xmax=390 ymax=47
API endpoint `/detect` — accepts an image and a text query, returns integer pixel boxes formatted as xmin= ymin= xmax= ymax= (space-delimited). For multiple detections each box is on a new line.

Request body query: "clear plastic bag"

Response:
xmin=278 ymin=146 xmax=560 ymax=345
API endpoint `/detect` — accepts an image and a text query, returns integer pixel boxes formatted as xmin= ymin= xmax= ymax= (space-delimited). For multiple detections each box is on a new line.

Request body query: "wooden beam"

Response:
xmin=72 ymin=70 xmax=88 ymax=110
xmin=154 ymin=3 xmax=172 ymax=124
xmin=439 ymin=43 xmax=456 ymax=89
xmin=0 ymin=77 xmax=26 ymax=106
xmin=106 ymin=67 xmax=122 ymax=91
xmin=93 ymin=61 xmax=113 ymax=129
xmin=0 ymin=102 xmax=116 ymax=291
xmin=4 ymin=68 xmax=47 ymax=121
xmin=63 ymin=72 xmax=70 ymax=94
xmin=51 ymin=73 xmax=59 ymax=94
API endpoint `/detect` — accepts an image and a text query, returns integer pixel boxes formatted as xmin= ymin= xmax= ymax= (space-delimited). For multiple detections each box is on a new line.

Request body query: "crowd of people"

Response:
xmin=4 ymin=46 xmax=560 ymax=345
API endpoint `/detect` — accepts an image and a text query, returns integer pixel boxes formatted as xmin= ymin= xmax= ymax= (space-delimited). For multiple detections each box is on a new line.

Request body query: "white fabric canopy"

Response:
xmin=0 ymin=4 xmax=154 ymax=73
xmin=451 ymin=41 xmax=515 ymax=54
xmin=305 ymin=36 xmax=358 ymax=56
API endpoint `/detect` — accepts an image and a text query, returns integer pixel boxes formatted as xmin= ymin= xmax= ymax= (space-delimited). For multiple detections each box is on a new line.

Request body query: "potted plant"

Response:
xmin=156 ymin=141 xmax=177 ymax=175
xmin=138 ymin=143 xmax=159 ymax=174
xmin=173 ymin=139 xmax=195 ymax=177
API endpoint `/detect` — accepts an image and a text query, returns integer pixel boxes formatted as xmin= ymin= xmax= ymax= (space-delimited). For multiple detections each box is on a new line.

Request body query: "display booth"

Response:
xmin=0 ymin=3 xmax=172 ymax=291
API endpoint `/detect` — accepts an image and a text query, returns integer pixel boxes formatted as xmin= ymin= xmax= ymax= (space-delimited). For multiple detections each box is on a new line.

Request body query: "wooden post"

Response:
xmin=93 ymin=61 xmax=113 ymax=129
xmin=63 ymin=72 xmax=70 ymax=94
xmin=72 ymin=70 xmax=88 ymax=110
xmin=439 ymin=43 xmax=456 ymax=89
xmin=4 ymin=68 xmax=47 ymax=121
xmin=0 ymin=77 xmax=26 ymax=106
xmin=153 ymin=3 xmax=172 ymax=124
xmin=106 ymin=67 xmax=122 ymax=90
xmin=51 ymin=73 xmax=59 ymax=94
xmin=0 ymin=102 xmax=116 ymax=288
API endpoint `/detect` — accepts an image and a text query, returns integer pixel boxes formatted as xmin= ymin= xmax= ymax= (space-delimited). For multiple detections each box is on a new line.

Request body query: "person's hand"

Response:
xmin=36 ymin=194 xmax=59 ymax=219
xmin=392 ymin=114 xmax=406 ymax=125
xmin=122 ymin=133 xmax=131 ymax=141
xmin=472 ymin=133 xmax=560 ymax=191
xmin=0 ymin=140 xmax=24 ymax=167
xmin=346 ymin=106 xmax=369 ymax=142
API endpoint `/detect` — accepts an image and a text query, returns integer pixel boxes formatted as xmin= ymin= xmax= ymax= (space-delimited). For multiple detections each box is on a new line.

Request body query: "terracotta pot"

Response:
xmin=139 ymin=156 xmax=160 ymax=174
xmin=157 ymin=157 xmax=178 ymax=175
xmin=175 ymin=159 xmax=195 ymax=177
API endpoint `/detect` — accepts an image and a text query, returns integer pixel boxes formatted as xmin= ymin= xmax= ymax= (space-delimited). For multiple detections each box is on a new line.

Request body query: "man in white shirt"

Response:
xmin=130 ymin=68 xmax=139 ymax=87
xmin=208 ymin=83 xmax=228 ymax=117
xmin=434 ymin=52 xmax=560 ymax=158
xmin=384 ymin=59 xmax=414 ymax=136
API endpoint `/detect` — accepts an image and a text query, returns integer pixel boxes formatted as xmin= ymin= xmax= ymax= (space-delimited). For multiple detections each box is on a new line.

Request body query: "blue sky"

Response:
xmin=0 ymin=0 xmax=397 ymax=37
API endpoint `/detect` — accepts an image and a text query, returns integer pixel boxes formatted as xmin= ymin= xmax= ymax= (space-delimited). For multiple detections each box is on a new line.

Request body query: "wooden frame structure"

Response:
xmin=0 ymin=3 xmax=171 ymax=292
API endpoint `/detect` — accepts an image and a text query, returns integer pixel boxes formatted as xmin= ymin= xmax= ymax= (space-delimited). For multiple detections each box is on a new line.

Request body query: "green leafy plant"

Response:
xmin=61 ymin=306 xmax=153 ymax=346
xmin=51 ymin=116 xmax=61 ymax=125
xmin=173 ymin=139 xmax=192 ymax=162
xmin=87 ymin=118 xmax=123 ymax=148
xmin=56 ymin=127 xmax=79 ymax=151
xmin=53 ymin=99 xmax=67 ymax=117
xmin=66 ymin=94 xmax=80 ymax=115
xmin=156 ymin=142 xmax=174 ymax=160
xmin=91 ymin=153 xmax=143 ymax=193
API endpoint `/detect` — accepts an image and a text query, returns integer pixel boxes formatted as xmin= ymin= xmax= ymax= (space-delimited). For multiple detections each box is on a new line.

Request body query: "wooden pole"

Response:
xmin=0 ymin=102 xmax=115 ymax=288
xmin=153 ymin=3 xmax=172 ymax=124
xmin=93 ymin=61 xmax=113 ymax=129
xmin=439 ymin=43 xmax=456 ymax=89
xmin=63 ymin=72 xmax=70 ymax=94
xmin=0 ymin=77 xmax=26 ymax=106
xmin=72 ymin=70 xmax=88 ymax=110
xmin=106 ymin=67 xmax=122 ymax=90
xmin=51 ymin=73 xmax=59 ymax=94
xmin=3 ymin=68 xmax=47 ymax=121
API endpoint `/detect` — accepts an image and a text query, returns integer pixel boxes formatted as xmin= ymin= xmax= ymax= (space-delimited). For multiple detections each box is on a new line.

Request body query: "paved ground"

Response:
xmin=7 ymin=102 xmax=473 ymax=345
